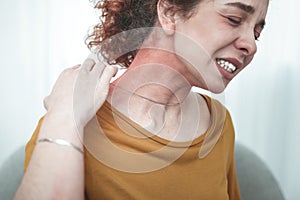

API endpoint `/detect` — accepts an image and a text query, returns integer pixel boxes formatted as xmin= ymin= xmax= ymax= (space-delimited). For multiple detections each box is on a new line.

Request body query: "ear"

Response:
xmin=157 ymin=0 xmax=176 ymax=35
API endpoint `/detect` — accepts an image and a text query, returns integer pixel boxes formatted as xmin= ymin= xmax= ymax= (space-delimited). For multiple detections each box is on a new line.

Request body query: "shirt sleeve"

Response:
xmin=225 ymin=111 xmax=241 ymax=200
xmin=227 ymin=155 xmax=241 ymax=199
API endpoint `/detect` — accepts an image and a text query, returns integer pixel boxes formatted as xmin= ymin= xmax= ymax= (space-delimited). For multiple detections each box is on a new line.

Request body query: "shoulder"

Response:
xmin=198 ymin=93 xmax=235 ymax=139
xmin=199 ymin=93 xmax=232 ymax=121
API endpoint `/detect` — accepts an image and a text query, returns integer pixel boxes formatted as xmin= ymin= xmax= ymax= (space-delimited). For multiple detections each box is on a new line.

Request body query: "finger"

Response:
xmin=87 ymin=53 xmax=99 ymax=62
xmin=91 ymin=62 xmax=106 ymax=77
xmin=94 ymin=66 xmax=118 ymax=107
xmin=43 ymin=96 xmax=50 ymax=110
xmin=81 ymin=58 xmax=96 ymax=72
xmin=100 ymin=65 xmax=118 ymax=84
xmin=111 ymin=65 xmax=118 ymax=77
xmin=71 ymin=64 xmax=81 ymax=70
xmin=63 ymin=64 xmax=81 ymax=73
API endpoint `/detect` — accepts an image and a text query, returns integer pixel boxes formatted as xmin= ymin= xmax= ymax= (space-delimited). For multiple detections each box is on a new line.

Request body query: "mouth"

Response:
xmin=216 ymin=58 xmax=237 ymax=73
xmin=215 ymin=58 xmax=243 ymax=80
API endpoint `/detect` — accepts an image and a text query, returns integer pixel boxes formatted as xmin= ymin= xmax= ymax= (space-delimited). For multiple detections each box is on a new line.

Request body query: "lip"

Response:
xmin=215 ymin=57 xmax=243 ymax=80
xmin=223 ymin=57 xmax=243 ymax=70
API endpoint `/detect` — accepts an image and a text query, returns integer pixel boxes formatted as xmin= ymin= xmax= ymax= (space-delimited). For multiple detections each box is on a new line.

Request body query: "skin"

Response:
xmin=108 ymin=0 xmax=269 ymax=141
xmin=14 ymin=62 xmax=117 ymax=199
xmin=173 ymin=0 xmax=269 ymax=92
xmin=14 ymin=0 xmax=269 ymax=199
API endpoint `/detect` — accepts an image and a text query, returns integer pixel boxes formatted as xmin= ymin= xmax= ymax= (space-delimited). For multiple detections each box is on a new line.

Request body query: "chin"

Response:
xmin=210 ymin=88 xmax=226 ymax=94
xmin=199 ymin=82 xmax=227 ymax=94
xmin=205 ymin=86 xmax=225 ymax=94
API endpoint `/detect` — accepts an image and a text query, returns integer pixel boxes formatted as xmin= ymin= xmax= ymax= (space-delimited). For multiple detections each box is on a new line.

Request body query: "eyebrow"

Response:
xmin=225 ymin=2 xmax=266 ymax=29
xmin=258 ymin=19 xmax=266 ymax=29
xmin=225 ymin=2 xmax=255 ymax=14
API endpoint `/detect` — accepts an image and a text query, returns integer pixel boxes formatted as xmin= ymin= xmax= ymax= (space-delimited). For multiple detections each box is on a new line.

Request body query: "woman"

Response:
xmin=15 ymin=0 xmax=269 ymax=199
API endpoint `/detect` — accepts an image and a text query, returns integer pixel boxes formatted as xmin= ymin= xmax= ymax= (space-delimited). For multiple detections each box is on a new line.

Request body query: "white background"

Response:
xmin=0 ymin=0 xmax=299 ymax=199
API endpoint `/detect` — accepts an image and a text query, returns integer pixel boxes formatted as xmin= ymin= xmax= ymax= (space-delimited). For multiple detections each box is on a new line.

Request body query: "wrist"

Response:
xmin=40 ymin=112 xmax=84 ymax=146
xmin=36 ymin=138 xmax=84 ymax=154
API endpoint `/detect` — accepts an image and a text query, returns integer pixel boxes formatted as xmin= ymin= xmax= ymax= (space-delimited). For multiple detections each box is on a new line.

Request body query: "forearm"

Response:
xmin=14 ymin=58 xmax=115 ymax=199
xmin=14 ymin=113 xmax=84 ymax=200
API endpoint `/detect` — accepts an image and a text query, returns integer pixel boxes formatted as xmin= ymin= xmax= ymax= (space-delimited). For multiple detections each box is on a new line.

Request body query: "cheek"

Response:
xmin=244 ymin=56 xmax=254 ymax=67
xmin=174 ymin=20 xmax=211 ymax=63
xmin=174 ymin=30 xmax=213 ymax=71
xmin=188 ymin=24 xmax=238 ymax=57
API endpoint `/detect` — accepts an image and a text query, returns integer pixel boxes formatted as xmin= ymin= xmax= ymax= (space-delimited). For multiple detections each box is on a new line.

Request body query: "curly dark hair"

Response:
xmin=86 ymin=0 xmax=201 ymax=68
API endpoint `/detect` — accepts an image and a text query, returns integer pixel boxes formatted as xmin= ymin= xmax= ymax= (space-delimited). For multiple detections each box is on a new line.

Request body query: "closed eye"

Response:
xmin=226 ymin=16 xmax=242 ymax=26
xmin=254 ymin=25 xmax=264 ymax=41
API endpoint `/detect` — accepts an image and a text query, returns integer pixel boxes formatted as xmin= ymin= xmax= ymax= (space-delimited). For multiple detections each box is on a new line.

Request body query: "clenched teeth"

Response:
xmin=217 ymin=59 xmax=236 ymax=73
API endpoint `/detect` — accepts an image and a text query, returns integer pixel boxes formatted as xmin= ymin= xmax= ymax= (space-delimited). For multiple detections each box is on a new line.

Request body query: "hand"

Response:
xmin=44 ymin=57 xmax=117 ymax=131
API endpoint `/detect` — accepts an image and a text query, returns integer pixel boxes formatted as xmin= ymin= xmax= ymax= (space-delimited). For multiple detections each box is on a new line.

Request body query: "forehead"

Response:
xmin=213 ymin=0 xmax=269 ymax=15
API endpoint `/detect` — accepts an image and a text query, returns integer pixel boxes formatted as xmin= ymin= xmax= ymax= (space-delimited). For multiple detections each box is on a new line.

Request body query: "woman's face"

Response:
xmin=173 ymin=0 xmax=269 ymax=93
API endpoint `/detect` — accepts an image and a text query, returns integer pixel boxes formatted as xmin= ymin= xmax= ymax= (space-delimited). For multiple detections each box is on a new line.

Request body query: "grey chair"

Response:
xmin=0 ymin=146 xmax=24 ymax=200
xmin=0 ymin=143 xmax=285 ymax=200
xmin=235 ymin=143 xmax=285 ymax=200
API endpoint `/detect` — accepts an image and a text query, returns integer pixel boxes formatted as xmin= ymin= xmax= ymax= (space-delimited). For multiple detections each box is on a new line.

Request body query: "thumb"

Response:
xmin=94 ymin=65 xmax=118 ymax=108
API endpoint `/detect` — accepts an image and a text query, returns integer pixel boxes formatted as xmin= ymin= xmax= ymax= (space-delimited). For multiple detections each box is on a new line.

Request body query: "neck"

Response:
xmin=109 ymin=48 xmax=193 ymax=107
xmin=107 ymin=48 xmax=211 ymax=142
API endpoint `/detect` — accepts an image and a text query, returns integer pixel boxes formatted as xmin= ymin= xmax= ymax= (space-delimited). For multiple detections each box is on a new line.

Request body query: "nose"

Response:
xmin=234 ymin=29 xmax=257 ymax=56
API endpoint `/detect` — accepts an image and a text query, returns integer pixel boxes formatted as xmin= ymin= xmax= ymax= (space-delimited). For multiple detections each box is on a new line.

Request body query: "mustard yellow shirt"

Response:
xmin=25 ymin=95 xmax=241 ymax=200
